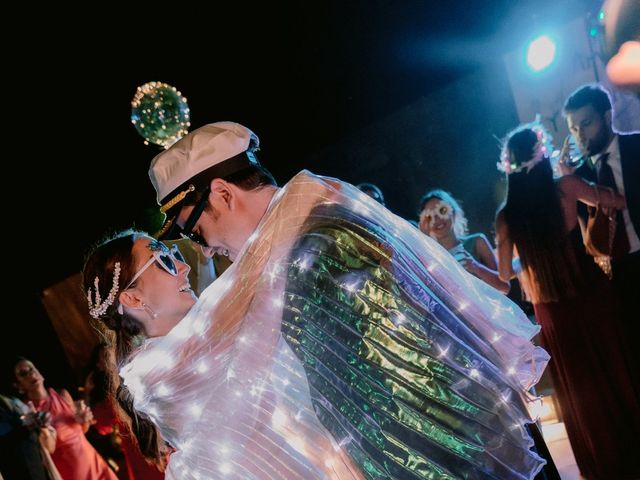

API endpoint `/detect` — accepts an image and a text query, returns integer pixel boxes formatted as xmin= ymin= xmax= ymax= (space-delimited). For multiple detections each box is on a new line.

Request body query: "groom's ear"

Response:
xmin=210 ymin=178 xmax=235 ymax=210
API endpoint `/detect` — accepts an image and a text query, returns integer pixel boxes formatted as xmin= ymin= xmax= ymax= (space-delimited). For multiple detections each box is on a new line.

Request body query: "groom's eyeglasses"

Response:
xmin=179 ymin=186 xmax=211 ymax=248
xmin=124 ymin=243 xmax=186 ymax=290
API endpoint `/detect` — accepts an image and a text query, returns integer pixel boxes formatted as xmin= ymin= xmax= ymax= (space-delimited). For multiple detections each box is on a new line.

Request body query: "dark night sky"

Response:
xmin=8 ymin=0 xmax=598 ymax=386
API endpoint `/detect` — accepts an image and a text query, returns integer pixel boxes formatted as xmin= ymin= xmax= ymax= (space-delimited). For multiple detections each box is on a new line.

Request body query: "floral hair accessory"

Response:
xmin=498 ymin=115 xmax=553 ymax=175
xmin=87 ymin=262 xmax=121 ymax=319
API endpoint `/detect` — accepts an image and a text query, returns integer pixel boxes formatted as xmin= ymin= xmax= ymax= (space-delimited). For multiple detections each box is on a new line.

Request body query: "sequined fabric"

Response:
xmin=121 ymin=171 xmax=548 ymax=480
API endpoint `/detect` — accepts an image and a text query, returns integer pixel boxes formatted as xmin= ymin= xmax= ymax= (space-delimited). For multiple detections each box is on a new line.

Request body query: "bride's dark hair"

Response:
xmin=82 ymin=230 xmax=167 ymax=466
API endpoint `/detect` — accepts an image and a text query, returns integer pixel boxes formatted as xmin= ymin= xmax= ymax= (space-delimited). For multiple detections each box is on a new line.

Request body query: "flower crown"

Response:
xmin=498 ymin=117 xmax=553 ymax=175
xmin=87 ymin=262 xmax=121 ymax=319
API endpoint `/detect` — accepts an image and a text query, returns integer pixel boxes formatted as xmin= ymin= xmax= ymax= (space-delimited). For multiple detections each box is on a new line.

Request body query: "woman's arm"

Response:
xmin=495 ymin=211 xmax=515 ymax=282
xmin=39 ymin=425 xmax=57 ymax=453
xmin=560 ymin=175 xmax=625 ymax=209
xmin=461 ymin=234 xmax=510 ymax=294
xmin=61 ymin=389 xmax=93 ymax=433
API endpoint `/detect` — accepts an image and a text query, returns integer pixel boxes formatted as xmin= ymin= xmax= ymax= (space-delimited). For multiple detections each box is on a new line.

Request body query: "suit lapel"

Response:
xmin=575 ymin=159 xmax=597 ymax=183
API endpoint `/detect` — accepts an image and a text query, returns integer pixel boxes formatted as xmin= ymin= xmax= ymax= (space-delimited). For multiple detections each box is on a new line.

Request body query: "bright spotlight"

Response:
xmin=526 ymin=35 xmax=557 ymax=72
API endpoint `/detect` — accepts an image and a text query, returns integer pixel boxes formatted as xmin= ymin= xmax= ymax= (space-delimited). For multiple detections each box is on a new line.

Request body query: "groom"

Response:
xmin=149 ymin=121 xmax=555 ymax=479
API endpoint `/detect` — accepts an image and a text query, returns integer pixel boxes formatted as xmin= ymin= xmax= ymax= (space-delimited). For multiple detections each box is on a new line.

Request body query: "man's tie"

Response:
xmin=597 ymin=152 xmax=630 ymax=258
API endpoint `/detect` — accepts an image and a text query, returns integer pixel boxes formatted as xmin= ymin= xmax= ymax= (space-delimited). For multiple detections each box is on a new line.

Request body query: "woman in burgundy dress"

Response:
xmin=495 ymin=124 xmax=640 ymax=479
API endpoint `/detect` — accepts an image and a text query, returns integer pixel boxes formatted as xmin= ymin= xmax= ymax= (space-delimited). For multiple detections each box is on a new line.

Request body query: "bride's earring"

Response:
xmin=221 ymin=249 xmax=229 ymax=257
xmin=142 ymin=303 xmax=158 ymax=319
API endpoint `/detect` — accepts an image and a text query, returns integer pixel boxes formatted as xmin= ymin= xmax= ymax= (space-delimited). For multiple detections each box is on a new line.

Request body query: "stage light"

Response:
xmin=526 ymin=35 xmax=557 ymax=72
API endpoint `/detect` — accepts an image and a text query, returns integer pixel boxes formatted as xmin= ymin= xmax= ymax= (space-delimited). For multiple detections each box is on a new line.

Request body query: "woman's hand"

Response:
xmin=74 ymin=400 xmax=95 ymax=427
xmin=459 ymin=257 xmax=479 ymax=275
xmin=21 ymin=401 xmax=51 ymax=429
xmin=39 ymin=424 xmax=57 ymax=453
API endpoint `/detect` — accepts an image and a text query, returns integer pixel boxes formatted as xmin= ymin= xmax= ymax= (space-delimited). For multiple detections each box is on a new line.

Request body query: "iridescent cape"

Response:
xmin=121 ymin=171 xmax=548 ymax=480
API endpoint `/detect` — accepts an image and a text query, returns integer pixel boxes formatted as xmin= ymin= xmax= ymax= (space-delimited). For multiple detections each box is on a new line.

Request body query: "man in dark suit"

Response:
xmin=0 ymin=394 xmax=58 ymax=480
xmin=563 ymin=84 xmax=639 ymax=370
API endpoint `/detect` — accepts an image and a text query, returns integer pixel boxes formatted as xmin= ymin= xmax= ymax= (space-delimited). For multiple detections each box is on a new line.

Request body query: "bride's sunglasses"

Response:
xmin=124 ymin=242 xmax=186 ymax=290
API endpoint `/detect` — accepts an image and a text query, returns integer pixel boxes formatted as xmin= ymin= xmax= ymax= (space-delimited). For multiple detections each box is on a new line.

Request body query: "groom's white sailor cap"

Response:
xmin=149 ymin=122 xmax=260 ymax=239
